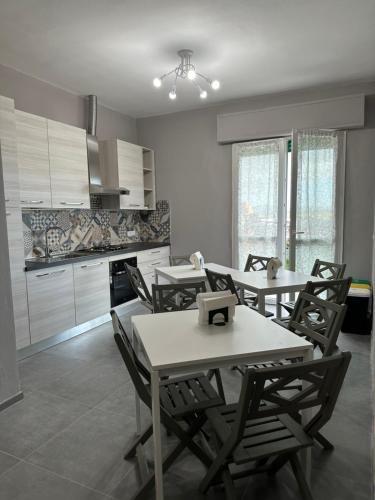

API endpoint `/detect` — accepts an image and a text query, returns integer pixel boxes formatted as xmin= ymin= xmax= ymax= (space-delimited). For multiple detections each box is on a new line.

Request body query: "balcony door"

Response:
xmin=232 ymin=130 xmax=345 ymax=272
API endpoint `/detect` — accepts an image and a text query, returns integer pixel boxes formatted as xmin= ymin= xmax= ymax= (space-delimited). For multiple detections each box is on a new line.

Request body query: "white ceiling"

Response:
xmin=0 ymin=0 xmax=374 ymax=118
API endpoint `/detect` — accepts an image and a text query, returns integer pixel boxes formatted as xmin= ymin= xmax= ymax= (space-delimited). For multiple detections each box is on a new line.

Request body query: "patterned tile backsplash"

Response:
xmin=22 ymin=200 xmax=170 ymax=259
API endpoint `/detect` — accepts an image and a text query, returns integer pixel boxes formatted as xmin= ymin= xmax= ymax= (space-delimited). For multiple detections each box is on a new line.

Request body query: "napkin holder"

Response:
xmin=190 ymin=251 xmax=205 ymax=270
xmin=197 ymin=290 xmax=237 ymax=326
xmin=267 ymin=257 xmax=282 ymax=280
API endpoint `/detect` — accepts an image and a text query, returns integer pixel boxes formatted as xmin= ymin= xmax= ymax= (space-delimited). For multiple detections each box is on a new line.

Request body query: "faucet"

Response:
xmin=45 ymin=226 xmax=63 ymax=257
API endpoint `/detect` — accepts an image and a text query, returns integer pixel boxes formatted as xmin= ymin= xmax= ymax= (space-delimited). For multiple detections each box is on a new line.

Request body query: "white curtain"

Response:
xmin=232 ymin=139 xmax=281 ymax=270
xmin=295 ymin=129 xmax=341 ymax=274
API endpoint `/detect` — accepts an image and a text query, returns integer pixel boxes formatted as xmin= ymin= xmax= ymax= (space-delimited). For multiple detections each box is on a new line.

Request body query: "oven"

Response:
xmin=109 ymin=256 xmax=138 ymax=307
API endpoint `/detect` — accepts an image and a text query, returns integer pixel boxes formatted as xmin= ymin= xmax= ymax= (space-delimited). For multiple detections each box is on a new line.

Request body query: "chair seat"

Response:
xmin=206 ymin=405 xmax=312 ymax=465
xmin=279 ymin=300 xmax=295 ymax=313
xmin=158 ymin=372 xmax=223 ymax=418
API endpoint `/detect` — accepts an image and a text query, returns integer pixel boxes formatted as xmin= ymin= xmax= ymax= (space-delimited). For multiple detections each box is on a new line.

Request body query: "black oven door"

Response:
xmin=109 ymin=256 xmax=137 ymax=307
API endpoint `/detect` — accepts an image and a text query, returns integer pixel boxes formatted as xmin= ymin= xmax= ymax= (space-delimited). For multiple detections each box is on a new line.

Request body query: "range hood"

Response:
xmin=86 ymin=95 xmax=130 ymax=196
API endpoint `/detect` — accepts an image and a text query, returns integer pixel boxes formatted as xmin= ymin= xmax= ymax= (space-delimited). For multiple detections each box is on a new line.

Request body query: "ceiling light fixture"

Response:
xmin=153 ymin=49 xmax=220 ymax=101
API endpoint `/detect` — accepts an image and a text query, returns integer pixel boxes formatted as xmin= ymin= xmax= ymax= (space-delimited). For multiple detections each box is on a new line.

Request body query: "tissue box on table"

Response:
xmin=197 ymin=290 xmax=237 ymax=325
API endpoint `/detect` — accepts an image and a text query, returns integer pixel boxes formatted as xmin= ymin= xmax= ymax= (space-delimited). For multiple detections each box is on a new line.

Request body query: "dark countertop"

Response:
xmin=24 ymin=241 xmax=170 ymax=271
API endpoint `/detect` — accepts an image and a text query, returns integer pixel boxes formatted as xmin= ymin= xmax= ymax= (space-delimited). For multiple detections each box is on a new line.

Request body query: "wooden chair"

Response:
xmin=169 ymin=254 xmax=191 ymax=266
xmin=243 ymin=253 xmax=274 ymax=317
xmin=152 ymin=281 xmax=226 ymax=401
xmin=204 ymin=268 xmax=240 ymax=303
xmin=152 ymin=281 xmax=206 ymax=313
xmin=111 ymin=310 xmax=223 ymax=500
xmin=280 ymin=259 xmax=347 ymax=314
xmin=125 ymin=263 xmax=153 ymax=311
xmin=199 ymin=352 xmax=351 ymax=500
xmin=275 ymin=277 xmax=352 ymax=329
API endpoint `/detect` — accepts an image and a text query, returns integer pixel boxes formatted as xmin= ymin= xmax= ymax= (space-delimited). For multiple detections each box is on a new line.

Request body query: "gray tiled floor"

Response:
xmin=0 ymin=302 xmax=372 ymax=499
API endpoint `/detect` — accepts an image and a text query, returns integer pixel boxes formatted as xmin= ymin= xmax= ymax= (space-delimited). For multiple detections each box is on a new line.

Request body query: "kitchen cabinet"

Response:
xmin=47 ymin=119 xmax=90 ymax=209
xmin=73 ymin=258 xmax=110 ymax=324
xmin=16 ymin=110 xmax=52 ymax=208
xmin=137 ymin=246 xmax=170 ymax=291
xmin=99 ymin=139 xmax=145 ymax=209
xmin=5 ymin=207 xmax=30 ymax=349
xmin=0 ymin=95 xmax=20 ymax=207
xmin=26 ymin=264 xmax=75 ymax=344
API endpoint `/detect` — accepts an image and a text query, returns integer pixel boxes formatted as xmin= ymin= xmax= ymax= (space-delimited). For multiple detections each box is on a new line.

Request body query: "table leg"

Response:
xmin=239 ymin=288 xmax=245 ymax=304
xmin=276 ymin=293 xmax=282 ymax=319
xmin=301 ymin=347 xmax=313 ymax=483
xmin=132 ymin=327 xmax=142 ymax=436
xmin=257 ymin=292 xmax=266 ymax=316
xmin=151 ymin=369 xmax=164 ymax=500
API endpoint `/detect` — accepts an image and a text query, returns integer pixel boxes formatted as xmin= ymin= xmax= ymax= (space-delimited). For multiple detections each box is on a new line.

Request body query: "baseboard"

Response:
xmin=0 ymin=391 xmax=23 ymax=413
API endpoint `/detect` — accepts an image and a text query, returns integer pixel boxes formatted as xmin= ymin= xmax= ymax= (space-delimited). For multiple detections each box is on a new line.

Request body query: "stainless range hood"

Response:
xmin=86 ymin=95 xmax=130 ymax=196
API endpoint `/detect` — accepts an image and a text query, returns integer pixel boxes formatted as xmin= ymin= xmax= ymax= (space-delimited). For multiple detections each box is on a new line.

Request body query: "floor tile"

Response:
xmin=0 ymin=461 xmax=108 ymax=500
xmin=18 ymin=351 xmax=87 ymax=392
xmin=27 ymin=407 xmax=137 ymax=498
xmin=0 ymin=390 xmax=89 ymax=458
xmin=0 ymin=451 xmax=19 ymax=477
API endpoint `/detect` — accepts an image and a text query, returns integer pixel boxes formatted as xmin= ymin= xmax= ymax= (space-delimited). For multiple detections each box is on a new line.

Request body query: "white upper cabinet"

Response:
xmin=99 ymin=139 xmax=145 ymax=209
xmin=117 ymin=140 xmax=144 ymax=209
xmin=0 ymin=96 xmax=20 ymax=206
xmin=47 ymin=119 xmax=90 ymax=209
xmin=16 ymin=110 xmax=52 ymax=208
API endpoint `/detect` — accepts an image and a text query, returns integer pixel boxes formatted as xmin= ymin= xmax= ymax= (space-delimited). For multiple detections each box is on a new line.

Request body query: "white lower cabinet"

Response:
xmin=26 ymin=264 xmax=75 ymax=344
xmin=137 ymin=246 xmax=170 ymax=292
xmin=73 ymin=258 xmax=110 ymax=325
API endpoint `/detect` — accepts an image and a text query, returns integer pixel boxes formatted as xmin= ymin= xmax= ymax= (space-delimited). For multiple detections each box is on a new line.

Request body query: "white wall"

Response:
xmin=138 ymin=82 xmax=375 ymax=279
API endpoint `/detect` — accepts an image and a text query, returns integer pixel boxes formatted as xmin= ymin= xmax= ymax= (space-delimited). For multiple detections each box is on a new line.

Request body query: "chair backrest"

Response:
xmin=125 ymin=263 xmax=152 ymax=306
xmin=111 ymin=310 xmax=152 ymax=408
xmin=244 ymin=254 xmax=272 ymax=272
xmin=169 ymin=255 xmax=191 ymax=266
xmin=152 ymin=281 xmax=206 ymax=313
xmin=288 ymin=291 xmax=347 ymax=356
xmin=311 ymin=259 xmax=346 ymax=280
xmin=234 ymin=352 xmax=351 ymax=441
xmin=303 ymin=277 xmax=352 ymax=304
xmin=205 ymin=268 xmax=240 ymax=304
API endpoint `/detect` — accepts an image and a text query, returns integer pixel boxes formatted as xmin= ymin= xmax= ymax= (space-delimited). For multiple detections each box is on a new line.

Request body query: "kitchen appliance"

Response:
xmin=109 ymin=255 xmax=137 ymax=307
xmin=86 ymin=94 xmax=130 ymax=197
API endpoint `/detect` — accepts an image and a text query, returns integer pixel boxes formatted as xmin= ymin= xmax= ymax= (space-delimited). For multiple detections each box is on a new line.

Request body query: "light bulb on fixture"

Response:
xmin=153 ymin=77 xmax=162 ymax=88
xmin=211 ymin=79 xmax=220 ymax=90
xmin=187 ymin=69 xmax=196 ymax=80
xmin=200 ymin=89 xmax=207 ymax=99
xmin=168 ymin=88 xmax=177 ymax=100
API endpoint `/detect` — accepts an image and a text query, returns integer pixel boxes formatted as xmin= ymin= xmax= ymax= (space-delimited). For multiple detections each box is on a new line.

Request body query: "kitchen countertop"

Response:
xmin=24 ymin=241 xmax=170 ymax=271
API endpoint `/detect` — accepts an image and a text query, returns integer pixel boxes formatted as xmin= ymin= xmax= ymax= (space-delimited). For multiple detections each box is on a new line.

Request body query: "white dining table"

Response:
xmin=155 ymin=263 xmax=322 ymax=317
xmin=131 ymin=305 xmax=313 ymax=500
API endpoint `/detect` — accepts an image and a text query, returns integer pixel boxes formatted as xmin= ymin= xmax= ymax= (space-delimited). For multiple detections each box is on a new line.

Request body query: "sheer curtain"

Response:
xmin=295 ymin=129 xmax=340 ymax=274
xmin=232 ymin=139 xmax=282 ymax=270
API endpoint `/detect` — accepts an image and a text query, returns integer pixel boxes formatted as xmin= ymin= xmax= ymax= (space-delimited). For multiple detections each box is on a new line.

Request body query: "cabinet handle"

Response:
xmin=21 ymin=200 xmax=43 ymax=204
xmin=35 ymin=269 xmax=66 ymax=277
xmin=150 ymin=261 xmax=162 ymax=266
xmin=151 ymin=250 xmax=160 ymax=254
xmin=5 ymin=198 xmax=10 ymax=202
xmin=129 ymin=204 xmax=141 ymax=207
xmin=60 ymin=201 xmax=84 ymax=206
xmin=80 ymin=262 xmax=104 ymax=268
xmin=6 ymin=212 xmax=11 ymax=216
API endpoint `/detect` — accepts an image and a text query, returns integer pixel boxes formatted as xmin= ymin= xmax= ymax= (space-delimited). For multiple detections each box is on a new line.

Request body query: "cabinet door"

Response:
xmin=117 ymin=140 xmax=144 ymax=209
xmin=5 ymin=207 xmax=30 ymax=349
xmin=16 ymin=110 xmax=52 ymax=208
xmin=48 ymin=119 xmax=90 ymax=209
xmin=27 ymin=264 xmax=75 ymax=343
xmin=73 ymin=258 xmax=110 ymax=325
xmin=0 ymin=96 xmax=19 ymax=207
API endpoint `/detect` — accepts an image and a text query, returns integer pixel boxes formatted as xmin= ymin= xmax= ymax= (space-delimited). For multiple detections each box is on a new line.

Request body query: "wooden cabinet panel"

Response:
xmin=137 ymin=246 xmax=170 ymax=264
xmin=16 ymin=110 xmax=52 ymax=208
xmin=26 ymin=264 xmax=75 ymax=344
xmin=117 ymin=140 xmax=144 ymax=209
xmin=73 ymin=258 xmax=110 ymax=325
xmin=47 ymin=119 xmax=90 ymax=209
xmin=0 ymin=96 xmax=19 ymax=207
xmin=5 ymin=207 xmax=30 ymax=349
